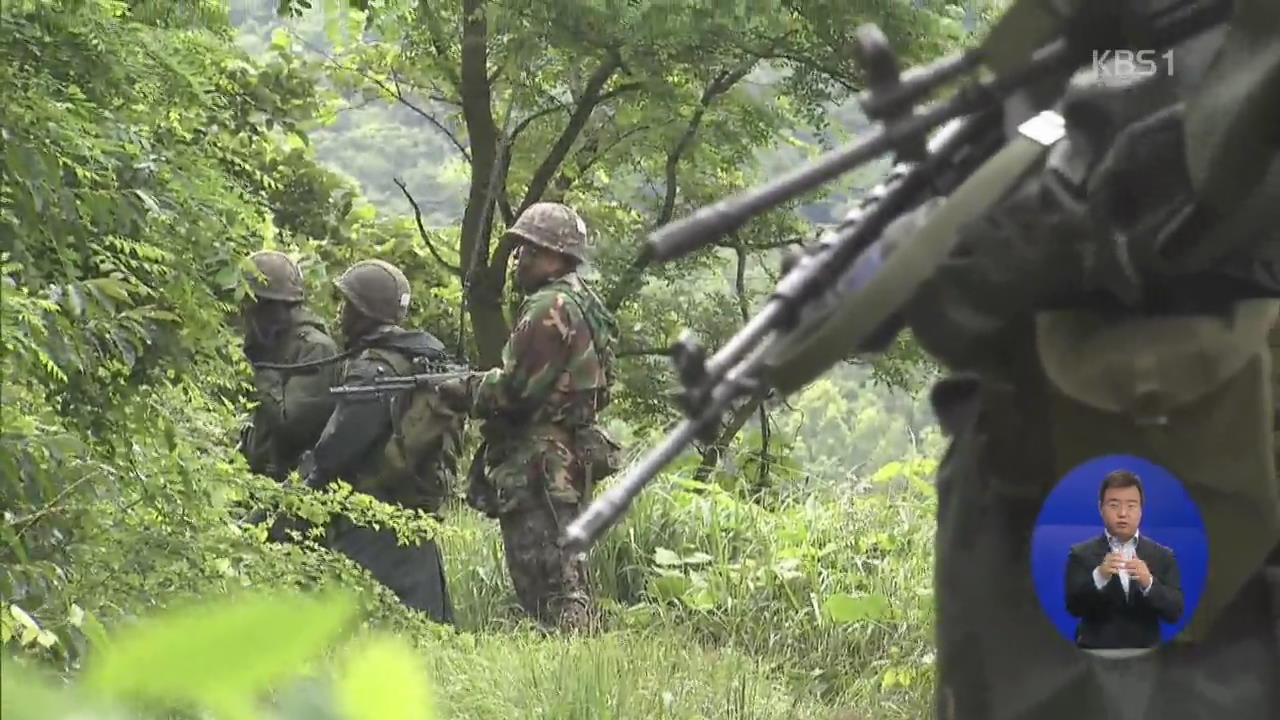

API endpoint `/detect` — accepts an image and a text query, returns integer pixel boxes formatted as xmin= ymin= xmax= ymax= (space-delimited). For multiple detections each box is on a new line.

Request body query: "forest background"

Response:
xmin=2 ymin=1 xmax=1005 ymax=718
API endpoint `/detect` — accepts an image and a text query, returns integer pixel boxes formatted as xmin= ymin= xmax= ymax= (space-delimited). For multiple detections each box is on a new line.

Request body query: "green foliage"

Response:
xmin=0 ymin=0 xmax=451 ymax=676
xmin=2 ymin=590 xmax=438 ymax=720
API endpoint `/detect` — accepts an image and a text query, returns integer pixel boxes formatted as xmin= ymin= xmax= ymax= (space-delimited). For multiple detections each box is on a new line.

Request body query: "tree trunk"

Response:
xmin=457 ymin=0 xmax=507 ymax=368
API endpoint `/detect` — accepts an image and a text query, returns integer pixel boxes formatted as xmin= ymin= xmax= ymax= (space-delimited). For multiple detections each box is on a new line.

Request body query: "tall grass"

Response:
xmin=437 ymin=457 xmax=939 ymax=719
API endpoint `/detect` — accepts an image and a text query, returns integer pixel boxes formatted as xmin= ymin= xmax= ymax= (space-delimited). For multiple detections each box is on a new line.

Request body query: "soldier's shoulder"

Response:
xmin=520 ymin=285 xmax=573 ymax=318
xmin=345 ymin=347 xmax=403 ymax=381
xmin=296 ymin=323 xmax=338 ymax=350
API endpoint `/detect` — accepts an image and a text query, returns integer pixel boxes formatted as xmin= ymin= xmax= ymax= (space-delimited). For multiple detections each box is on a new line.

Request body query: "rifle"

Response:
xmin=328 ymin=365 xmax=476 ymax=400
xmin=560 ymin=0 xmax=1235 ymax=553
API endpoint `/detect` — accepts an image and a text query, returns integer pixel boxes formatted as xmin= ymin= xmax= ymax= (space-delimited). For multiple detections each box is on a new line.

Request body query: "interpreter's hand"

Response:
xmin=1127 ymin=557 xmax=1153 ymax=588
xmin=1097 ymin=552 xmax=1125 ymax=581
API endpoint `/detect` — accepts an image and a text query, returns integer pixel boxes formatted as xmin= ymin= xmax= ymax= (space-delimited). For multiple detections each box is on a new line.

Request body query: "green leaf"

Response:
xmin=682 ymin=586 xmax=717 ymax=611
xmin=35 ymin=629 xmax=58 ymax=648
xmin=823 ymin=593 xmax=890 ymax=624
xmin=9 ymin=604 xmax=39 ymax=633
xmin=130 ymin=189 xmax=162 ymax=215
xmin=85 ymin=277 xmax=132 ymax=303
xmin=80 ymin=607 xmax=111 ymax=653
xmin=653 ymin=547 xmax=681 ymax=566
xmin=335 ymin=635 xmax=437 ymax=720
xmin=650 ymin=571 xmax=692 ymax=602
xmin=84 ymin=590 xmax=356 ymax=708
xmin=270 ymin=27 xmax=291 ymax=50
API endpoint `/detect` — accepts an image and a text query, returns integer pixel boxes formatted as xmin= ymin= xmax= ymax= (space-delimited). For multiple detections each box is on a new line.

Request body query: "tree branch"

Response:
xmin=693 ymin=394 xmax=765 ymax=483
xmin=393 ymin=177 xmax=463 ymax=276
xmin=732 ymin=238 xmax=772 ymax=493
xmin=605 ymin=62 xmax=755 ymax=314
xmin=458 ymin=0 xmax=501 ymax=277
xmin=418 ymin=5 xmax=461 ymax=88
xmin=657 ymin=61 xmax=756 ymax=227
xmin=617 ymin=346 xmax=674 ymax=358
xmin=596 ymin=81 xmax=645 ymax=103
xmin=292 ymin=33 xmax=470 ymax=163
xmin=392 ymin=72 xmax=471 ymax=161
xmin=510 ymin=104 xmax=565 ymax=144
xmin=516 ymin=50 xmax=623 ymax=213
xmin=551 ymin=124 xmax=654 ymax=198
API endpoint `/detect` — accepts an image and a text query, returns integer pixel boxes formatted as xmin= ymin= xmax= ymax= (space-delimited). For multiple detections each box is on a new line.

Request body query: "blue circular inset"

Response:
xmin=1030 ymin=454 xmax=1207 ymax=647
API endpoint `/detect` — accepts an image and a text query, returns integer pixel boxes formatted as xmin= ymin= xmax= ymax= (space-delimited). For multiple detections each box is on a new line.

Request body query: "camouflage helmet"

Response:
xmin=506 ymin=202 xmax=589 ymax=262
xmin=245 ymin=250 xmax=304 ymax=302
xmin=334 ymin=259 xmax=411 ymax=324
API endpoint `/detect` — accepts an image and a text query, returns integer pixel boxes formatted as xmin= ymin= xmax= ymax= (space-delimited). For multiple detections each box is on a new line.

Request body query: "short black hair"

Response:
xmin=1099 ymin=470 xmax=1144 ymax=505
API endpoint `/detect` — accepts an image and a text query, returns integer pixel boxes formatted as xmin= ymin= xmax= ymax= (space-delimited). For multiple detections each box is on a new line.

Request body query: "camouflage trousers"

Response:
xmin=498 ymin=493 xmax=593 ymax=632
xmin=929 ymin=369 xmax=1280 ymax=720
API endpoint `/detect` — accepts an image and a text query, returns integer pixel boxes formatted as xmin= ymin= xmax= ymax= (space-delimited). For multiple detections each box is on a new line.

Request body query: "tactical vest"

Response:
xmin=359 ymin=345 xmax=467 ymax=514
xmin=1034 ymin=298 xmax=1280 ymax=643
xmin=554 ymin=280 xmax=623 ymax=486
xmin=557 ymin=279 xmax=619 ymax=413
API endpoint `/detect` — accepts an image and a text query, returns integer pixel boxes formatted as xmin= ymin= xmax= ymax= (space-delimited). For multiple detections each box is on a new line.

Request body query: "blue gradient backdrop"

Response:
xmin=1030 ymin=454 xmax=1208 ymax=644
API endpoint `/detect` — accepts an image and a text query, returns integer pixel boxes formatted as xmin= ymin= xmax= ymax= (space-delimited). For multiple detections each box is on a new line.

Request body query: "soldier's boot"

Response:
xmin=930 ymin=374 xmax=1280 ymax=720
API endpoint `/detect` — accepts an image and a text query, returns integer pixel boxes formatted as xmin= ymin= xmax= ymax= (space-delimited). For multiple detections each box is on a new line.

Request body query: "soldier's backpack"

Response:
xmin=361 ymin=346 xmax=468 ymax=514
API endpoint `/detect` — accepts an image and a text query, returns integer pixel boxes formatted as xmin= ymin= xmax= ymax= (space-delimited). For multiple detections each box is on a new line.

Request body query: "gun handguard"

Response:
xmin=328 ymin=368 xmax=476 ymax=399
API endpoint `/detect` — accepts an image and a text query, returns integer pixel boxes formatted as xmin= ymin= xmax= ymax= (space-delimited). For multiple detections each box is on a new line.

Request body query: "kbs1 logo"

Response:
xmin=1092 ymin=49 xmax=1174 ymax=83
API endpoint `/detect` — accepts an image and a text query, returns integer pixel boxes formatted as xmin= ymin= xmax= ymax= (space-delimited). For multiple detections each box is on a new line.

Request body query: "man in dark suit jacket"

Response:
xmin=1064 ymin=470 xmax=1184 ymax=650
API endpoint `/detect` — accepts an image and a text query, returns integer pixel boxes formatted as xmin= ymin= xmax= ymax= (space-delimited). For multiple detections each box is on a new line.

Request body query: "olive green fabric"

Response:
xmin=359 ymin=344 xmax=466 ymax=514
xmin=1183 ymin=0 xmax=1280 ymax=215
xmin=893 ymin=3 xmax=1280 ymax=713
xmin=240 ymin=307 xmax=339 ymax=481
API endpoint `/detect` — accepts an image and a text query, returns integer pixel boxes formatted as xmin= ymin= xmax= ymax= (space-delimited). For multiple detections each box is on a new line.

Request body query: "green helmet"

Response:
xmin=506 ymin=202 xmax=589 ymax=262
xmin=245 ymin=250 xmax=304 ymax=302
xmin=334 ymin=259 xmax=411 ymax=324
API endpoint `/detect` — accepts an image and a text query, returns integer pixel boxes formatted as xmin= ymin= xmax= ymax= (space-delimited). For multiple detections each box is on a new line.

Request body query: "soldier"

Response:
xmin=876 ymin=5 xmax=1280 ymax=718
xmin=300 ymin=259 xmax=461 ymax=625
xmin=440 ymin=202 xmax=620 ymax=633
xmin=236 ymin=250 xmax=340 ymax=541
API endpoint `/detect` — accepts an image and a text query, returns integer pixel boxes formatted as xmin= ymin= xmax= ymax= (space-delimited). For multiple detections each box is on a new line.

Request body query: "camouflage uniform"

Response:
xmin=463 ymin=203 xmax=618 ymax=632
xmin=303 ymin=260 xmax=457 ymax=624
xmin=888 ymin=5 xmax=1280 ymax=718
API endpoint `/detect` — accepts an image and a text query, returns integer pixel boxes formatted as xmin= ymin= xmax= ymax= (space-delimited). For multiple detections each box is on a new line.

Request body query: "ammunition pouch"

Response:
xmin=1035 ymin=298 xmax=1280 ymax=642
xmin=574 ymin=424 xmax=623 ymax=488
